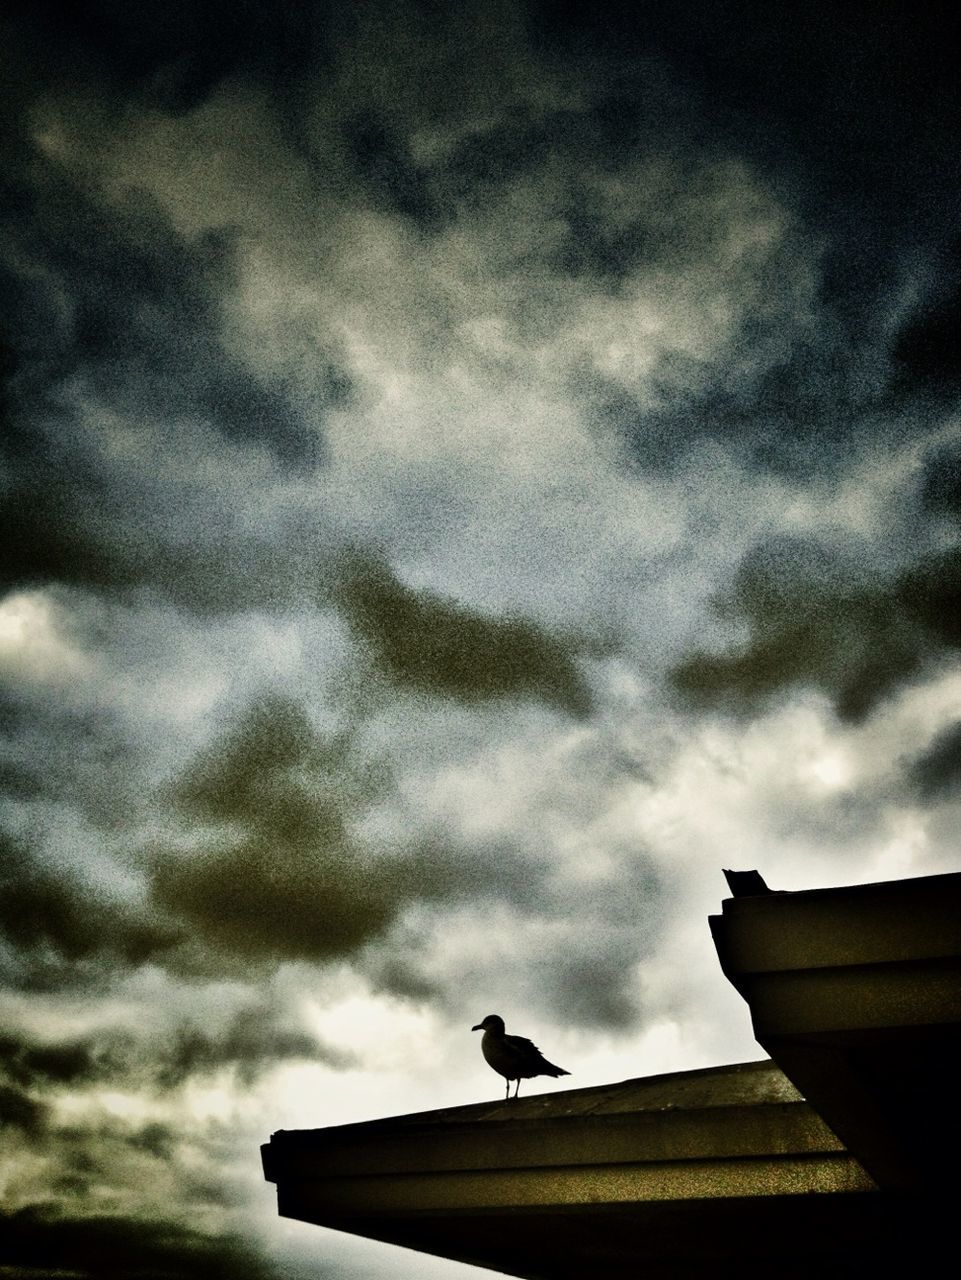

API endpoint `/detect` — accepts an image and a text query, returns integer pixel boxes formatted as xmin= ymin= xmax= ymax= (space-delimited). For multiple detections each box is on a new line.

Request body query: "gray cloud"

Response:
xmin=345 ymin=111 xmax=443 ymax=228
xmin=2 ymin=686 xmax=617 ymax=997
xmin=908 ymin=722 xmax=961 ymax=800
xmin=150 ymin=693 xmax=408 ymax=969
xmin=1 ymin=145 xmax=330 ymax=470
xmin=670 ymin=537 xmax=961 ymax=721
xmin=149 ymin=692 xmax=594 ymax=975
xmin=0 ymin=110 xmax=348 ymax=622
xmin=0 ymin=832 xmax=181 ymax=991
xmin=0 ymin=1000 xmax=350 ymax=1097
xmin=892 ymin=239 xmax=961 ymax=399
xmin=154 ymin=1003 xmax=356 ymax=1087
xmin=333 ymin=551 xmax=597 ymax=716
xmin=3 ymin=0 xmax=326 ymax=115
xmin=0 ymin=1031 xmax=109 ymax=1089
xmin=145 ymin=690 xmax=661 ymax=1033
xmin=0 ymin=1082 xmax=49 ymax=1136
xmin=919 ymin=441 xmax=961 ymax=522
xmin=362 ymin=752 xmax=664 ymax=1032
xmin=530 ymin=5 xmax=961 ymax=476
xmin=0 ymin=1206 xmax=278 ymax=1280
xmin=0 ymin=688 xmax=151 ymax=830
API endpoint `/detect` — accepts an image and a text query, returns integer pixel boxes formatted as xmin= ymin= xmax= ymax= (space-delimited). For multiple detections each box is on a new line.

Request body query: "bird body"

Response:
xmin=471 ymin=1013 xmax=570 ymax=1099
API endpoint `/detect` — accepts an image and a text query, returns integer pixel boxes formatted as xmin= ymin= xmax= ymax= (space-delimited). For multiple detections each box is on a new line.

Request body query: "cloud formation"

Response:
xmin=151 ymin=694 xmax=404 ymax=968
xmin=671 ymin=536 xmax=961 ymax=721
xmin=909 ymin=721 xmax=961 ymax=800
xmin=0 ymin=833 xmax=179 ymax=990
xmin=333 ymin=551 xmax=597 ymax=714
xmin=0 ymin=1206 xmax=277 ymax=1280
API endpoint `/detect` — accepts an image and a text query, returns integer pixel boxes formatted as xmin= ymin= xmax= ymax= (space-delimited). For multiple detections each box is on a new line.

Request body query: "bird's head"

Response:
xmin=471 ymin=1014 xmax=505 ymax=1033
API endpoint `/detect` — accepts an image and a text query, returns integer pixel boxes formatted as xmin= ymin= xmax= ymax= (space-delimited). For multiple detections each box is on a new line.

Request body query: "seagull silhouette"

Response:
xmin=471 ymin=1013 xmax=570 ymax=1099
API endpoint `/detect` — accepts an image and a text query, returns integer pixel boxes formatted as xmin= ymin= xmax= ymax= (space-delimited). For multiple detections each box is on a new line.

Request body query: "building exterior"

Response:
xmin=262 ymin=870 xmax=961 ymax=1277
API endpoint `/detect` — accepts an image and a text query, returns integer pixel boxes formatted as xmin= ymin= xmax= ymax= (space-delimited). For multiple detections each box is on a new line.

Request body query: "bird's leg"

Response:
xmin=514 ymin=1079 xmax=521 ymax=1099
xmin=504 ymin=1078 xmax=510 ymax=1101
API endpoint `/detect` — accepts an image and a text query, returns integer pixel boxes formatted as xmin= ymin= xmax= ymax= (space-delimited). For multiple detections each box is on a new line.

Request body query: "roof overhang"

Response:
xmin=262 ymin=1060 xmax=886 ymax=1278
xmin=263 ymin=869 xmax=961 ymax=1276
xmin=709 ymin=869 xmax=961 ymax=1192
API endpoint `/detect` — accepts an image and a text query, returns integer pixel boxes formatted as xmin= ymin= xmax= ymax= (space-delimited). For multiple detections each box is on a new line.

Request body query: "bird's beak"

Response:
xmin=471 ymin=1023 xmax=482 ymax=1031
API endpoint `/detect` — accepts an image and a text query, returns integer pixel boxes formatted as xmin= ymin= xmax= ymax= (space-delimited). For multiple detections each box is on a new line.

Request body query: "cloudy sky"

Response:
xmin=2 ymin=2 xmax=960 ymax=1276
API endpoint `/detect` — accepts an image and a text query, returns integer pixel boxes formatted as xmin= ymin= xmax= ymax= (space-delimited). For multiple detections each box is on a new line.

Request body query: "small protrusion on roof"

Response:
xmin=722 ymin=869 xmax=778 ymax=898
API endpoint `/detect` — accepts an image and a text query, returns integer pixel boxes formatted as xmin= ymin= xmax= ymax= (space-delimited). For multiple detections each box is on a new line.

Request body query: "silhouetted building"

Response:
xmin=262 ymin=870 xmax=961 ymax=1277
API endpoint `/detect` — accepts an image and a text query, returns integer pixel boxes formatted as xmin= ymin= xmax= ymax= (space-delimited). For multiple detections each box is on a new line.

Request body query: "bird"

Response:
xmin=471 ymin=1013 xmax=570 ymax=1100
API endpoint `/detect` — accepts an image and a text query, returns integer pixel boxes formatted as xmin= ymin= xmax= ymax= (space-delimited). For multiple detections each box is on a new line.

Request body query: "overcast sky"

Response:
xmin=3 ymin=2 xmax=961 ymax=1277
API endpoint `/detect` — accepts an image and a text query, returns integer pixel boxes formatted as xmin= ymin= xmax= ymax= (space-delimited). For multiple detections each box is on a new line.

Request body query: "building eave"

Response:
xmin=262 ymin=1060 xmax=881 ymax=1278
xmin=709 ymin=868 xmax=961 ymax=1192
xmin=263 ymin=869 xmax=961 ymax=1277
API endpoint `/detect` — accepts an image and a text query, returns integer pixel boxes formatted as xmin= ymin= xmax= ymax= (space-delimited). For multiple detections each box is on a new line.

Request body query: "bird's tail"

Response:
xmin=543 ymin=1062 xmax=570 ymax=1077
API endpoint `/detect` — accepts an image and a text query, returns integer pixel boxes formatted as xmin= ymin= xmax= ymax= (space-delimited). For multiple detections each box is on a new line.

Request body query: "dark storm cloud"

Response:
xmin=547 ymin=949 xmax=639 ymax=1030
xmin=151 ymin=686 xmax=655 ymax=1028
xmin=0 ymin=1034 xmax=120 ymax=1145
xmin=0 ymin=1031 xmax=107 ymax=1089
xmin=435 ymin=94 xmax=692 ymax=240
xmin=0 ymin=832 xmax=180 ymax=990
xmin=908 ymin=722 xmax=961 ymax=799
xmin=0 ymin=1102 xmax=261 ymax=1237
xmin=540 ymin=2 xmax=958 ymax=471
xmin=670 ymin=537 xmax=961 ymax=721
xmin=5 ymin=0 xmax=326 ymax=112
xmin=6 ymin=1 xmax=958 ymax=486
xmin=526 ymin=3 xmax=961 ymax=473
xmin=150 ymin=693 xmax=405 ymax=969
xmin=400 ymin=835 xmax=557 ymax=912
xmin=0 ymin=322 xmax=324 ymax=610
xmin=545 ymin=852 xmax=661 ymax=1029
xmin=532 ymin=2 xmax=959 ymax=245
xmin=0 ymin=16 xmax=357 ymax=611
xmin=0 ymin=1003 xmax=348 ymax=1097
xmin=0 ymin=1005 xmax=336 ymax=1263
xmin=892 ymin=239 xmax=961 ymax=397
xmin=155 ymin=1003 xmax=355 ymax=1087
xmin=0 ymin=139 xmax=346 ymax=610
xmin=333 ymin=551 xmax=596 ymax=715
xmin=346 ymin=111 xmax=442 ymax=227
xmin=0 ymin=1082 xmax=49 ymax=1135
xmin=526 ymin=860 xmax=662 ymax=1032
xmin=585 ymin=321 xmax=874 ymax=477
xmin=0 ymin=1206 xmax=277 ymax=1280
xmin=0 ymin=1105 xmax=283 ymax=1280
xmin=368 ymin=831 xmax=661 ymax=1031
xmin=1 ymin=138 xmax=326 ymax=470
xmin=371 ymin=914 xmax=650 ymax=1032
xmin=2 ymin=684 xmax=604 ymax=990
xmin=151 ymin=693 xmax=555 ymax=973
xmin=0 ymin=689 xmax=151 ymax=830
xmin=919 ymin=441 xmax=961 ymax=521
xmin=585 ymin=240 xmax=888 ymax=476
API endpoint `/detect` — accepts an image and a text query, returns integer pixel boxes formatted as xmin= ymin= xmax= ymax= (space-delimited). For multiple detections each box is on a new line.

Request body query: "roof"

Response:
xmin=710 ymin=868 xmax=961 ymax=1192
xmin=262 ymin=1059 xmax=870 ymax=1209
xmin=262 ymin=869 xmax=961 ymax=1277
xmin=263 ymin=1058 xmax=884 ymax=1278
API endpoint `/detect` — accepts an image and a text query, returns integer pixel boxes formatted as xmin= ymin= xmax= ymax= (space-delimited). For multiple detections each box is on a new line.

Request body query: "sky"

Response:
xmin=2 ymin=1 xmax=960 ymax=1276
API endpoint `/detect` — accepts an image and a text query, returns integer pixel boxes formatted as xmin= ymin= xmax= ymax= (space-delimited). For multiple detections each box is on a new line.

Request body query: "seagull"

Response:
xmin=471 ymin=1013 xmax=570 ymax=1099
